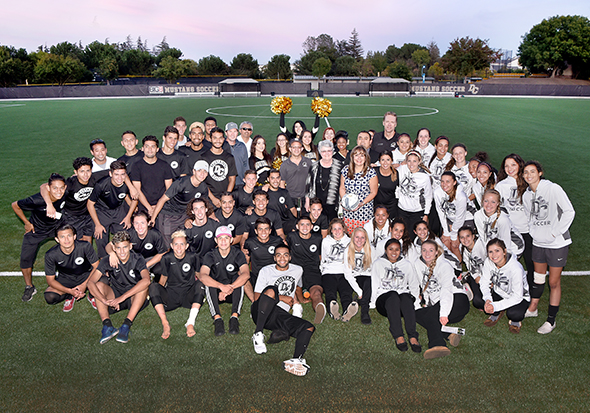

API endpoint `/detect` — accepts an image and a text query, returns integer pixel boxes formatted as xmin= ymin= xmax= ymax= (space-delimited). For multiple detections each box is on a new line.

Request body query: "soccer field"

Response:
xmin=1 ymin=96 xmax=590 ymax=412
xmin=1 ymin=96 xmax=589 ymax=270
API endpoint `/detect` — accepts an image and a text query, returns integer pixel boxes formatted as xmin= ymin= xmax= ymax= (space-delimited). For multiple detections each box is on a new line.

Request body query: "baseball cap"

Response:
xmin=193 ymin=160 xmax=209 ymax=171
xmin=215 ymin=226 xmax=232 ymax=238
xmin=225 ymin=122 xmax=238 ymax=131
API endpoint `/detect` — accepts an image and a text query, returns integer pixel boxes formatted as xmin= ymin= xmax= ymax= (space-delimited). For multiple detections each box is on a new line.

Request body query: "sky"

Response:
xmin=3 ymin=0 xmax=590 ymax=64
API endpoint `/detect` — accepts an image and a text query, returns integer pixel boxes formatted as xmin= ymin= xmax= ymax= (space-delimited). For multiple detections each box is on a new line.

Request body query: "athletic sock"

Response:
xmin=255 ymin=293 xmax=276 ymax=333
xmin=103 ymin=319 xmax=113 ymax=328
xmin=293 ymin=328 xmax=314 ymax=359
xmin=489 ymin=313 xmax=500 ymax=322
xmin=123 ymin=318 xmax=133 ymax=327
xmin=547 ymin=305 xmax=559 ymax=325
xmin=185 ymin=307 xmax=200 ymax=327
xmin=510 ymin=320 xmax=521 ymax=326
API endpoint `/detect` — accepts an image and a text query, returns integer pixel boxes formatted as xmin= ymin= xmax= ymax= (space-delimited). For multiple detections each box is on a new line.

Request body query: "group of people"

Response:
xmin=12 ymin=110 xmax=575 ymax=374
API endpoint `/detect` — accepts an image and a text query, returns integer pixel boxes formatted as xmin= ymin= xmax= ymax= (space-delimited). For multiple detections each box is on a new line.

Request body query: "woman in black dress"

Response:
xmin=374 ymin=150 xmax=398 ymax=219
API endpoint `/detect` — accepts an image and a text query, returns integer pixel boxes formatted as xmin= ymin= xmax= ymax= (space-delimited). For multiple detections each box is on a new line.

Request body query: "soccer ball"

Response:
xmin=341 ymin=193 xmax=360 ymax=211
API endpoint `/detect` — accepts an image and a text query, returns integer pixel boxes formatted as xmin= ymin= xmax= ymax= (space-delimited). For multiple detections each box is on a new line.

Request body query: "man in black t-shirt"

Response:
xmin=198 ymin=226 xmax=250 ymax=336
xmin=185 ymin=198 xmax=219 ymax=256
xmin=214 ymin=192 xmax=247 ymax=246
xmin=40 ymin=157 xmax=95 ymax=243
xmin=44 ymin=224 xmax=99 ymax=312
xmin=157 ymin=126 xmax=191 ymax=180
xmin=130 ymin=135 xmax=174 ymax=215
xmin=12 ymin=173 xmax=67 ymax=302
xmin=266 ymin=169 xmax=298 ymax=233
xmin=117 ymin=131 xmax=142 ymax=174
xmin=149 ymin=159 xmax=211 ymax=243
xmin=88 ymin=231 xmax=150 ymax=344
xmin=233 ymin=170 xmax=257 ymax=213
xmin=243 ymin=217 xmax=285 ymax=301
xmin=179 ymin=122 xmax=212 ymax=168
xmin=306 ymin=198 xmax=329 ymax=238
xmin=241 ymin=189 xmax=285 ymax=247
xmin=87 ymin=160 xmax=138 ymax=258
xmin=200 ymin=127 xmax=237 ymax=208
xmin=286 ymin=216 xmax=326 ymax=324
xmin=371 ymin=111 xmax=400 ymax=153
xmin=149 ymin=230 xmax=205 ymax=339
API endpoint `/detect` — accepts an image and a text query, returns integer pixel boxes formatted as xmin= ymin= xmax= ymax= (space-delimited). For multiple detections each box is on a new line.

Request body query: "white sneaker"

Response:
xmin=525 ymin=309 xmax=538 ymax=318
xmin=537 ymin=321 xmax=556 ymax=334
xmin=463 ymin=284 xmax=474 ymax=301
xmin=292 ymin=303 xmax=303 ymax=318
xmin=313 ymin=302 xmax=326 ymax=324
xmin=283 ymin=358 xmax=310 ymax=376
xmin=252 ymin=331 xmax=267 ymax=354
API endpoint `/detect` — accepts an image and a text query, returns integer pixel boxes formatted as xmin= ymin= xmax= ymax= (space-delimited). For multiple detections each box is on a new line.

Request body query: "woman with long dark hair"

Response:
xmin=249 ymin=135 xmax=272 ymax=185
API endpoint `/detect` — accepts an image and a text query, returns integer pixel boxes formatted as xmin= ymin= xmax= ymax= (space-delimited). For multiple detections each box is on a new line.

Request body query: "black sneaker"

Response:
xmin=228 ymin=316 xmax=240 ymax=335
xmin=22 ymin=285 xmax=37 ymax=302
xmin=268 ymin=329 xmax=290 ymax=344
xmin=214 ymin=318 xmax=225 ymax=336
xmin=361 ymin=309 xmax=372 ymax=325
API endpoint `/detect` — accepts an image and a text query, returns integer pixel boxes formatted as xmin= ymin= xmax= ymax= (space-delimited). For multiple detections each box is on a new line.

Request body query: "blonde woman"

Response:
xmin=343 ymin=227 xmax=375 ymax=324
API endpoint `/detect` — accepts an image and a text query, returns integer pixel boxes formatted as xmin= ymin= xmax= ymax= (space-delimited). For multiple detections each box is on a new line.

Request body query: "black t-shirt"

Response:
xmin=214 ymin=209 xmax=247 ymax=237
xmin=185 ymin=219 xmax=219 ymax=256
xmin=44 ymin=240 xmax=98 ymax=284
xmin=267 ymin=188 xmax=297 ymax=223
xmin=17 ymin=192 xmax=65 ymax=234
xmin=232 ymin=186 xmax=255 ymax=213
xmin=157 ymin=150 xmax=191 ymax=180
xmin=243 ymin=235 xmax=284 ymax=278
xmin=374 ymin=167 xmax=399 ymax=217
xmin=89 ymin=176 xmax=129 ymax=211
xmin=286 ymin=231 xmax=322 ymax=275
xmin=161 ymin=175 xmax=209 ymax=215
xmin=129 ymin=158 xmax=174 ymax=206
xmin=96 ymin=250 xmax=147 ymax=293
xmin=308 ymin=213 xmax=329 ymax=235
xmin=244 ymin=208 xmax=283 ymax=238
xmin=160 ymin=250 xmax=200 ymax=290
xmin=200 ymin=150 xmax=238 ymax=198
xmin=128 ymin=227 xmax=168 ymax=260
xmin=179 ymin=142 xmax=211 ymax=171
xmin=371 ymin=131 xmax=400 ymax=153
xmin=64 ymin=175 xmax=95 ymax=215
xmin=201 ymin=246 xmax=247 ymax=285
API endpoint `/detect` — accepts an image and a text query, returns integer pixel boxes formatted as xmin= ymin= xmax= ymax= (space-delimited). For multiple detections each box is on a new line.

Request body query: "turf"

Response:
xmin=1 ymin=276 xmax=589 ymax=412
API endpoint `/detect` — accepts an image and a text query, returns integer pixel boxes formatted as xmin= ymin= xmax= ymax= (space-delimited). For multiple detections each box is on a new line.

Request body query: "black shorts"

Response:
xmin=64 ymin=212 xmax=94 ymax=238
xmin=20 ymin=231 xmax=55 ymax=268
xmin=98 ymin=275 xmax=149 ymax=314
xmin=532 ymin=245 xmax=569 ymax=268
xmin=302 ymin=269 xmax=322 ymax=291
xmin=53 ymin=272 xmax=91 ymax=289
xmin=251 ymin=298 xmax=312 ymax=338
xmin=149 ymin=281 xmax=205 ymax=310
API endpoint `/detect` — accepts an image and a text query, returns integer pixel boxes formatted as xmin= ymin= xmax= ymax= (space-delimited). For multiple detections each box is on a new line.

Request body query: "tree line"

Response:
xmin=1 ymin=16 xmax=588 ymax=87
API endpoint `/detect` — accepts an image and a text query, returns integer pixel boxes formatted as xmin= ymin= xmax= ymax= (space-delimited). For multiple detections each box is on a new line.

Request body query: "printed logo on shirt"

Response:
xmin=441 ymin=199 xmax=456 ymax=218
xmin=506 ymin=186 xmax=523 ymax=211
xmin=171 ymin=161 xmax=179 ymax=169
xmin=182 ymin=263 xmax=191 ymax=272
xmin=530 ymin=195 xmax=550 ymax=222
xmin=310 ymin=244 xmax=318 ymax=253
xmin=490 ymin=268 xmax=510 ymax=294
xmin=279 ymin=197 xmax=285 ymax=204
xmin=118 ymin=193 xmax=126 ymax=199
xmin=483 ymin=221 xmax=499 ymax=241
xmin=382 ymin=265 xmax=406 ymax=290
xmin=194 ymin=192 xmax=202 ymax=198
xmin=400 ymin=175 xmax=418 ymax=198
xmin=205 ymin=231 xmax=214 ymax=239
xmin=129 ymin=269 xmax=136 ymax=278
xmin=228 ymin=224 xmax=235 ymax=232
xmin=60 ymin=201 xmax=66 ymax=209
xmin=328 ymin=242 xmax=346 ymax=261
xmin=226 ymin=264 xmax=235 ymax=272
xmin=268 ymin=246 xmax=275 ymax=254
xmin=209 ymin=159 xmax=229 ymax=182
xmin=74 ymin=257 xmax=84 ymax=265
xmin=313 ymin=225 xmax=320 ymax=233
xmin=421 ymin=269 xmax=440 ymax=306
xmin=144 ymin=243 xmax=153 ymax=250
xmin=74 ymin=187 xmax=93 ymax=202
xmin=276 ymin=275 xmax=296 ymax=296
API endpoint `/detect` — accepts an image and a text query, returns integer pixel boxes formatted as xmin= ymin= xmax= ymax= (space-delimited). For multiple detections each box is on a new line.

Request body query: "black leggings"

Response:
xmin=473 ymin=290 xmax=529 ymax=322
xmin=322 ymin=273 xmax=353 ymax=310
xmin=415 ymin=293 xmax=470 ymax=348
xmin=376 ymin=291 xmax=418 ymax=340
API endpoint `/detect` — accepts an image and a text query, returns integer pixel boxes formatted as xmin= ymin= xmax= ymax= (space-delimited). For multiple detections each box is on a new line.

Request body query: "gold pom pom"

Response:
xmin=270 ymin=96 xmax=293 ymax=115
xmin=311 ymin=97 xmax=332 ymax=118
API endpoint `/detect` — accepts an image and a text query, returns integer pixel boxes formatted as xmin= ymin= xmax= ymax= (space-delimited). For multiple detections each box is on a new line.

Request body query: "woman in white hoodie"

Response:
xmin=434 ymin=171 xmax=467 ymax=260
xmin=522 ymin=161 xmax=575 ymax=335
xmin=343 ymin=227 xmax=375 ymax=325
xmin=371 ymin=239 xmax=421 ymax=353
xmin=479 ymin=238 xmax=530 ymax=333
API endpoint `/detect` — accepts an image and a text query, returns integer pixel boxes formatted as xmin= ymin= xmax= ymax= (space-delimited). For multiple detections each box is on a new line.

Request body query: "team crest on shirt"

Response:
xmin=530 ymin=195 xmax=550 ymax=222
xmin=194 ymin=192 xmax=202 ymax=198
xmin=483 ymin=222 xmax=499 ymax=240
xmin=60 ymin=201 xmax=66 ymax=209
xmin=228 ymin=224 xmax=235 ymax=232
xmin=118 ymin=193 xmax=126 ymax=199
xmin=310 ymin=244 xmax=317 ymax=253
xmin=313 ymin=225 xmax=320 ymax=232
xmin=171 ymin=161 xmax=179 ymax=169
xmin=268 ymin=246 xmax=275 ymax=254
xmin=400 ymin=175 xmax=418 ymax=197
xmin=354 ymin=254 xmax=364 ymax=272
xmin=144 ymin=243 xmax=153 ymax=250
xmin=205 ymin=231 xmax=214 ymax=238
xmin=468 ymin=255 xmax=484 ymax=277
xmin=421 ymin=270 xmax=440 ymax=306
xmin=328 ymin=242 xmax=346 ymax=261
xmin=226 ymin=264 xmax=235 ymax=272
xmin=182 ymin=263 xmax=191 ymax=272
xmin=74 ymin=187 xmax=93 ymax=202
xmin=209 ymin=159 xmax=229 ymax=182
xmin=442 ymin=199 xmax=456 ymax=218
xmin=382 ymin=265 xmax=405 ymax=290
xmin=490 ymin=269 xmax=510 ymax=294
xmin=129 ymin=269 xmax=136 ymax=278
xmin=276 ymin=275 xmax=296 ymax=296
xmin=279 ymin=197 xmax=285 ymax=204
xmin=75 ymin=257 xmax=84 ymax=265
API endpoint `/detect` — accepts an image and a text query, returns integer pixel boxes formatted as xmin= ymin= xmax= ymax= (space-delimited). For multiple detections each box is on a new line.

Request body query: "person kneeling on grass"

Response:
xmin=198 ymin=226 xmax=250 ymax=336
xmin=478 ymin=238 xmax=530 ymax=334
xmin=251 ymin=244 xmax=315 ymax=376
xmin=149 ymin=230 xmax=206 ymax=339
xmin=87 ymin=231 xmax=150 ymax=344
xmin=44 ymin=224 xmax=99 ymax=312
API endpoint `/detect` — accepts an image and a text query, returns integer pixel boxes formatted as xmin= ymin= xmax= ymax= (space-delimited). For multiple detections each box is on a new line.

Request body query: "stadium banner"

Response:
xmin=411 ymin=83 xmax=590 ymax=96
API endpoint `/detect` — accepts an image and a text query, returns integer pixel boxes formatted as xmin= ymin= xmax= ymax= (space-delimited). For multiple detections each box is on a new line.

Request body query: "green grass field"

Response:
xmin=1 ymin=96 xmax=590 ymax=412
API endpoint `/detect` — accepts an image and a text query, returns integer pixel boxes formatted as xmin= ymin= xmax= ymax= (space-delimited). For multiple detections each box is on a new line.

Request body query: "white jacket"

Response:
xmin=434 ymin=186 xmax=467 ymax=240
xmin=461 ymin=238 xmax=487 ymax=280
xmin=523 ymin=179 xmax=575 ymax=249
xmin=428 ymin=153 xmax=452 ymax=189
xmin=320 ymin=234 xmax=350 ymax=275
xmin=413 ymin=257 xmax=466 ymax=317
xmin=371 ymin=257 xmax=419 ymax=308
xmin=495 ymin=177 xmax=529 ymax=234
xmin=474 ymin=209 xmax=525 ymax=256
xmin=480 ymin=253 xmax=530 ymax=312
xmin=364 ymin=219 xmax=390 ymax=248
xmin=343 ymin=246 xmax=375 ymax=297
xmin=396 ymin=164 xmax=433 ymax=214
